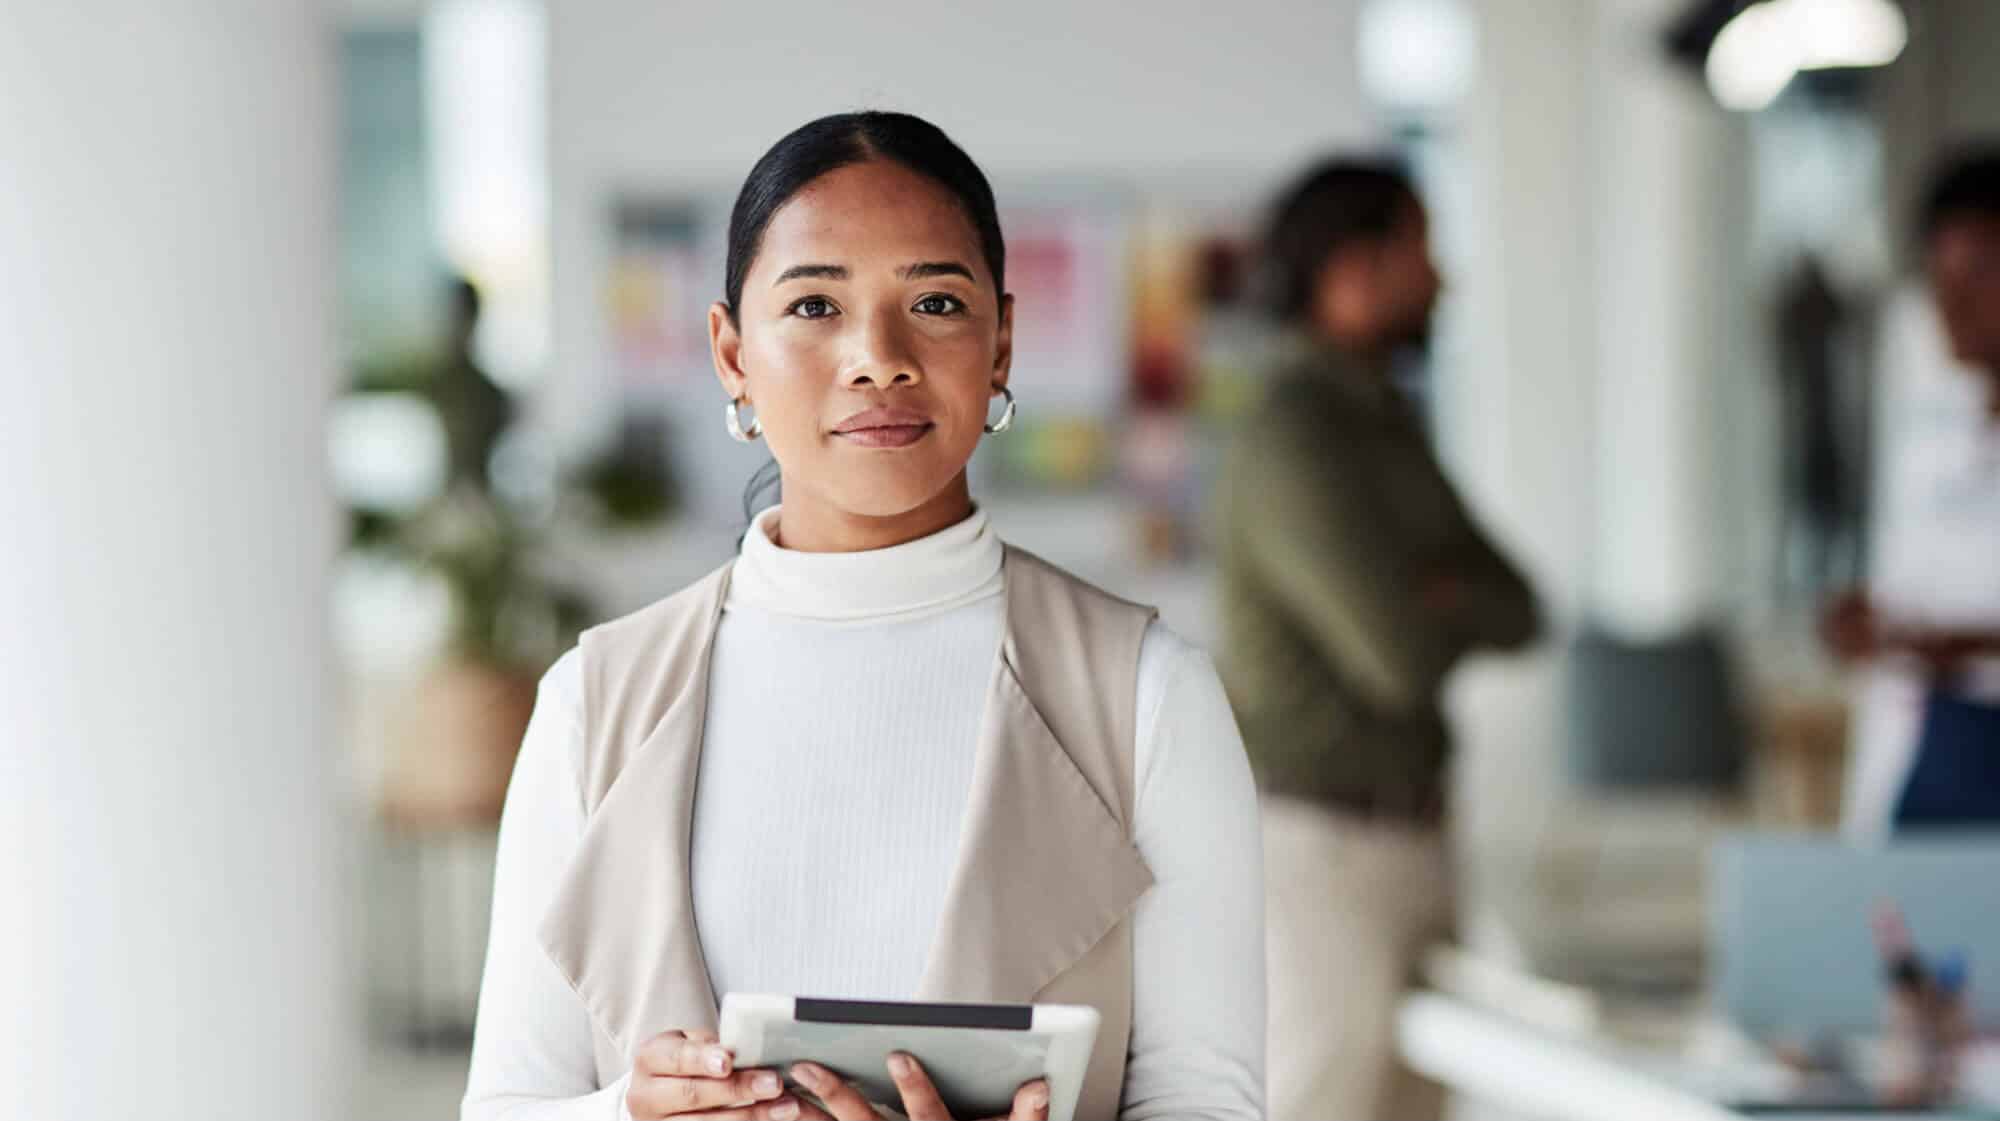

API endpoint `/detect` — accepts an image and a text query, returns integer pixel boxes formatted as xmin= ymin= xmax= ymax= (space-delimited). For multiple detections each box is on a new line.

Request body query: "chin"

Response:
xmin=825 ymin=468 xmax=960 ymax=521
xmin=1937 ymin=313 xmax=1989 ymax=366
xmin=1944 ymin=336 xmax=1984 ymax=369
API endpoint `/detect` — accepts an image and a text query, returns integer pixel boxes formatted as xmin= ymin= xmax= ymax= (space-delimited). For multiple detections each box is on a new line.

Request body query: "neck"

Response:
xmin=1312 ymin=336 xmax=1394 ymax=378
xmin=1308 ymin=319 xmax=1392 ymax=369
xmin=772 ymin=474 xmax=977 ymax=553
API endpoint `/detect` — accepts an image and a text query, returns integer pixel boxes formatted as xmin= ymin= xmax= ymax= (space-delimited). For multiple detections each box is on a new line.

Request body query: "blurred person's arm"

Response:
xmin=463 ymin=650 xmax=634 ymax=1121
xmin=1822 ymin=590 xmax=2000 ymax=672
xmin=1896 ymin=627 xmax=2000 ymax=665
xmin=1122 ymin=628 xmax=1266 ymax=1121
xmin=1419 ymin=494 xmax=1541 ymax=653
xmin=1235 ymin=415 xmax=1466 ymax=715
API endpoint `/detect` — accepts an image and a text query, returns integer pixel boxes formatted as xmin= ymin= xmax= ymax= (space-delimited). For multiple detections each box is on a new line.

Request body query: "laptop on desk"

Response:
xmin=1712 ymin=831 xmax=2000 ymax=1036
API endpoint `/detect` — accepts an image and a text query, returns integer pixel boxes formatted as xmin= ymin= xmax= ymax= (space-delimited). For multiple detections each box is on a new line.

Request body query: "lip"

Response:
xmin=831 ymin=406 xmax=935 ymax=448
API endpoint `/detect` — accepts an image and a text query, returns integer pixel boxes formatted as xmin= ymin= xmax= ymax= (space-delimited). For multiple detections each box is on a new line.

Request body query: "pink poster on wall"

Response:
xmin=998 ymin=200 xmax=1128 ymax=417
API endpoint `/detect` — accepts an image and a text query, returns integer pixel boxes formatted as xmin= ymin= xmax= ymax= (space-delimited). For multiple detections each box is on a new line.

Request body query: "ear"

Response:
xmin=709 ymin=301 xmax=748 ymax=401
xmin=991 ymin=292 xmax=1014 ymax=391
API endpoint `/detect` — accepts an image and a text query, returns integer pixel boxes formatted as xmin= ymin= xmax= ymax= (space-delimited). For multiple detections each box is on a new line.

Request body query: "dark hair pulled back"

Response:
xmin=722 ymin=111 xmax=1006 ymax=321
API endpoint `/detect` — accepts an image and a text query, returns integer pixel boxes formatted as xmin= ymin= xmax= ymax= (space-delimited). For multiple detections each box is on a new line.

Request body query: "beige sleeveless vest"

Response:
xmin=537 ymin=544 xmax=1157 ymax=1121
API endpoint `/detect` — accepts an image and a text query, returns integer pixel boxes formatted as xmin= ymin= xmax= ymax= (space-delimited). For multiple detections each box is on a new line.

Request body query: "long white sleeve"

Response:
xmin=1124 ymin=629 xmax=1267 ymax=1121
xmin=462 ymin=651 xmax=629 ymax=1121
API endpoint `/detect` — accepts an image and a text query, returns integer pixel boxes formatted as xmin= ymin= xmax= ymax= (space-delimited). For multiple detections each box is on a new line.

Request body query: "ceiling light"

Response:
xmin=1706 ymin=1 xmax=1798 ymax=111
xmin=1794 ymin=0 xmax=1906 ymax=69
xmin=1357 ymin=0 xmax=1479 ymax=113
xmin=1703 ymin=0 xmax=1907 ymax=113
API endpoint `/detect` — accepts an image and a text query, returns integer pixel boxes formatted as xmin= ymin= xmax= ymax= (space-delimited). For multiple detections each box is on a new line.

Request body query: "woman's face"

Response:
xmin=710 ymin=159 xmax=1012 ymax=525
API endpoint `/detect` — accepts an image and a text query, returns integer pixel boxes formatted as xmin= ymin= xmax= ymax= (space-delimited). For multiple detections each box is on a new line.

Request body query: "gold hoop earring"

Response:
xmin=726 ymin=397 xmax=763 ymax=442
xmin=984 ymin=385 xmax=1016 ymax=434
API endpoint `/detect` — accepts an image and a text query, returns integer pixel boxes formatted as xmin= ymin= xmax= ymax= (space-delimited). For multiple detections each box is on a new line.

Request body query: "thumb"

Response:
xmin=1007 ymin=1079 xmax=1050 ymax=1121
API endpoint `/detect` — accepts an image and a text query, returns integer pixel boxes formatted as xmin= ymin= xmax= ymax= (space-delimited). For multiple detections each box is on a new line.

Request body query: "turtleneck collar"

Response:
xmin=726 ymin=505 xmax=1005 ymax=623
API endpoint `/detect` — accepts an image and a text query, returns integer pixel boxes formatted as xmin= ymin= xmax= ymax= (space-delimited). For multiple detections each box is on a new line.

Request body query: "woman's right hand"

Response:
xmin=625 ymin=1029 xmax=802 ymax=1121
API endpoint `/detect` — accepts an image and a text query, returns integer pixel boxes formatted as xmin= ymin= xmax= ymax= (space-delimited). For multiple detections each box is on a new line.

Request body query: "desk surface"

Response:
xmin=1397 ymin=991 xmax=1993 ymax=1121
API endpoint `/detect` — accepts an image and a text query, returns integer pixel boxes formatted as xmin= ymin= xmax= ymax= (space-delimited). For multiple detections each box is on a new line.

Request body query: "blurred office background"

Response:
xmin=7 ymin=0 xmax=1999 ymax=1118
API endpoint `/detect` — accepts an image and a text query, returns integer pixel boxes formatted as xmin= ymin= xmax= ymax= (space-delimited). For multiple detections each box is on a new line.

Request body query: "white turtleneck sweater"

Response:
xmin=462 ymin=509 xmax=1265 ymax=1121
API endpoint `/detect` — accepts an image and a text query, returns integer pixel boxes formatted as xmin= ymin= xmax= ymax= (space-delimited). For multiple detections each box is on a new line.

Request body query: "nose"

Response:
xmin=840 ymin=308 xmax=923 ymax=390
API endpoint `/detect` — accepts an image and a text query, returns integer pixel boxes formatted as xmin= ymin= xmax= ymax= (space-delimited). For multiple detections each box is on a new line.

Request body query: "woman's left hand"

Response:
xmin=785 ymin=1053 xmax=1049 ymax=1121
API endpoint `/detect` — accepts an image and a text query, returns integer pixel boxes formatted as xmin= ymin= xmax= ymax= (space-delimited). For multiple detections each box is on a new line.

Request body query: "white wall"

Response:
xmin=0 ymin=5 xmax=354 ymax=1118
xmin=545 ymin=0 xmax=1376 ymax=446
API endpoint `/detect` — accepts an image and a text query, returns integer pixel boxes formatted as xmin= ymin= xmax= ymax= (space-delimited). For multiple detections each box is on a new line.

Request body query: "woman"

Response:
xmin=462 ymin=112 xmax=1264 ymax=1121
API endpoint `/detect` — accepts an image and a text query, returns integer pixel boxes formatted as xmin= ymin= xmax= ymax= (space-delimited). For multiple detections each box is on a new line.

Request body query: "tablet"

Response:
xmin=719 ymin=994 xmax=1100 ymax=1121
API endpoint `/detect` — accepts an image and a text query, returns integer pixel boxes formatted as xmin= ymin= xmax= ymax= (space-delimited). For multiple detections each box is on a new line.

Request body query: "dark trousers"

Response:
xmin=1895 ymin=688 xmax=2000 ymax=827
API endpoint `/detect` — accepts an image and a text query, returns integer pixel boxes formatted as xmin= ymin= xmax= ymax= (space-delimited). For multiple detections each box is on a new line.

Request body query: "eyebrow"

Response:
xmin=772 ymin=263 xmax=848 ymax=285
xmin=770 ymin=260 xmax=977 ymax=286
xmin=900 ymin=261 xmax=976 ymax=282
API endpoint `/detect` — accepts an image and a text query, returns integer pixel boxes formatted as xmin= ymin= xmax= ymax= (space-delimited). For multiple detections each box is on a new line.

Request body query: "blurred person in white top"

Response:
xmin=1829 ymin=146 xmax=2000 ymax=836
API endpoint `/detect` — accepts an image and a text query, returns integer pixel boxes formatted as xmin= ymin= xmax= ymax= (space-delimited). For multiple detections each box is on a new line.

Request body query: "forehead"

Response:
xmin=747 ymin=160 xmax=990 ymax=285
xmin=1929 ymin=213 xmax=2000 ymax=257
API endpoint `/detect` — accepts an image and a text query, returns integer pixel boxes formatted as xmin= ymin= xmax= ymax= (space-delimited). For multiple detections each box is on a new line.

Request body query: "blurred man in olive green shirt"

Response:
xmin=1224 ymin=161 xmax=1539 ymax=1121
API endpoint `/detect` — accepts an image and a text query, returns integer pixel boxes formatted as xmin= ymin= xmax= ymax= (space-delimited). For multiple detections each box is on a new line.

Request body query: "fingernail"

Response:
xmin=753 ymin=1071 xmax=781 ymax=1097
xmin=791 ymin=1063 xmax=821 ymax=1088
xmin=1028 ymin=1082 xmax=1050 ymax=1110
xmin=771 ymin=1098 xmax=801 ymax=1121
xmin=706 ymin=1047 xmax=729 ymax=1076
xmin=889 ymin=1052 xmax=914 ymax=1078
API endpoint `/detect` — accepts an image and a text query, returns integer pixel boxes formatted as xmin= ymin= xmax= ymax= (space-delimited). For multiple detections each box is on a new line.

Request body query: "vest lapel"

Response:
xmin=539 ymin=574 xmax=727 ymax=1058
xmin=913 ymin=569 xmax=1155 ymax=1004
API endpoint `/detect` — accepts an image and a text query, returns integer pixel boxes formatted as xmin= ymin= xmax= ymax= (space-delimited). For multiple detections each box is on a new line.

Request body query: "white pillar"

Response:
xmin=1448 ymin=0 xmax=1599 ymax=620
xmin=1451 ymin=0 xmax=1748 ymax=635
xmin=0 ymin=5 xmax=353 ymax=1119
xmin=1589 ymin=0 xmax=1745 ymax=639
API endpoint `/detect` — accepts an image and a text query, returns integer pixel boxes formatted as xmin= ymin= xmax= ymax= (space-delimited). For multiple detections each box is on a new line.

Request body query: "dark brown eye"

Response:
xmin=914 ymin=293 xmax=966 ymax=316
xmin=790 ymin=296 xmax=835 ymax=319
